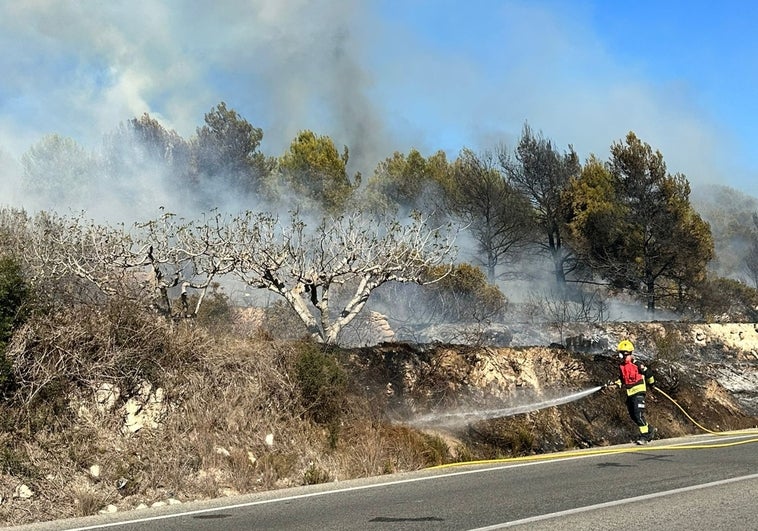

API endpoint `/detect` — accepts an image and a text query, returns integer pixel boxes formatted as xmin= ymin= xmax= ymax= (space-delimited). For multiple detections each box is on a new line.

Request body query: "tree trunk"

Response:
xmin=646 ymin=274 xmax=656 ymax=312
xmin=282 ymin=289 xmax=324 ymax=342
xmin=323 ymin=276 xmax=377 ymax=344
xmin=487 ymin=251 xmax=497 ymax=283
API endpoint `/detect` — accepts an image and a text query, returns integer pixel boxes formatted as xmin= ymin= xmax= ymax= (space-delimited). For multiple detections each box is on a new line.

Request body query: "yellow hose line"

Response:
xmin=653 ymin=386 xmax=758 ymax=436
xmin=430 ymin=436 xmax=758 ymax=469
xmin=428 ymin=386 xmax=758 ymax=470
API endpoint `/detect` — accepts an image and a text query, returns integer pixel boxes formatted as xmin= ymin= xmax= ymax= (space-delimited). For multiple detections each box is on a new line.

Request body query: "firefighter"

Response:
xmin=607 ymin=339 xmax=657 ymax=445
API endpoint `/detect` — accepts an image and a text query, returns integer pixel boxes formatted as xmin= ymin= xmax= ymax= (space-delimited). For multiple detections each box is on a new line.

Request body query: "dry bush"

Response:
xmin=465 ymin=416 xmax=536 ymax=458
xmin=0 ymin=303 xmax=507 ymax=527
xmin=333 ymin=420 xmax=452 ymax=479
xmin=3 ymin=316 xmax=756 ymax=528
xmin=72 ymin=487 xmax=111 ymax=517
xmin=336 ymin=424 xmax=393 ymax=478
xmin=302 ymin=462 xmax=332 ymax=485
xmin=63 ymin=426 xmax=105 ymax=470
xmin=148 ymin=338 xmax=326 ymax=497
xmin=6 ymin=298 xmax=210 ymax=422
xmin=379 ymin=425 xmax=452 ymax=469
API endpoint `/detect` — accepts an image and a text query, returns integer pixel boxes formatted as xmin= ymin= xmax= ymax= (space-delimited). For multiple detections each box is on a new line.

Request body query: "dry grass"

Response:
xmin=72 ymin=486 xmax=111 ymax=517
xmin=1 ymin=309 xmax=757 ymax=527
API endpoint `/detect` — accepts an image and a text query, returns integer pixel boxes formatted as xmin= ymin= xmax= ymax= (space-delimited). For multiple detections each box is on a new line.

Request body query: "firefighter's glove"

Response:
xmin=604 ymin=379 xmax=617 ymax=389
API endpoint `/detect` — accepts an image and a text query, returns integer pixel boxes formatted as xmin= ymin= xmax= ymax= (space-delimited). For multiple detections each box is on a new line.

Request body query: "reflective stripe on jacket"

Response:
xmin=616 ymin=358 xmax=654 ymax=397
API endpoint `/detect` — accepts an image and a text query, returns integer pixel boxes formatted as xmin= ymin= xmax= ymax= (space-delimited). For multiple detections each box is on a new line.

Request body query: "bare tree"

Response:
xmin=228 ymin=210 xmax=458 ymax=344
xmin=11 ymin=211 xmax=142 ymax=305
xmin=449 ymin=148 xmax=534 ymax=281
xmin=2 ymin=207 xmax=457 ymax=343
xmin=2 ymin=208 xmax=236 ymax=318
xmin=137 ymin=210 xmax=237 ymax=317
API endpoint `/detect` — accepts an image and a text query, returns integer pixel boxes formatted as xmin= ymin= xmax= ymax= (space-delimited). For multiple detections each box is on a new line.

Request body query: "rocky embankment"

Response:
xmin=397 ymin=321 xmax=758 ymax=416
xmin=347 ymin=320 xmax=758 ymax=457
xmin=1 ymin=321 xmax=756 ymax=527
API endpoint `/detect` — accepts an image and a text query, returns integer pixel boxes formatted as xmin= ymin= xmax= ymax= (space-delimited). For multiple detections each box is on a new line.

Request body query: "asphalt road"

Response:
xmin=11 ymin=432 xmax=758 ymax=531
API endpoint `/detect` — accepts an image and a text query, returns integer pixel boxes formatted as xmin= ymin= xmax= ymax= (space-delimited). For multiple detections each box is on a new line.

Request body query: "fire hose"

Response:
xmin=652 ymin=386 xmax=758 ymax=436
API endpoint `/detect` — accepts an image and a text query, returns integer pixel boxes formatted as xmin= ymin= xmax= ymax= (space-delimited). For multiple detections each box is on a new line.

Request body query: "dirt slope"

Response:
xmin=348 ymin=321 xmax=758 ymax=456
xmin=0 ymin=322 xmax=756 ymax=526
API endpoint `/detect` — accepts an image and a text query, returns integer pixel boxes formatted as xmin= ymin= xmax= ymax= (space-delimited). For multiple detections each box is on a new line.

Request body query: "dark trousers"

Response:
xmin=626 ymin=393 xmax=649 ymax=434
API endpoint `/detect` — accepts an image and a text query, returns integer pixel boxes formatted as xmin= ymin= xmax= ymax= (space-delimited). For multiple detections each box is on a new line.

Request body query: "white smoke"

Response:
xmin=1 ymin=0 xmax=752 ymax=193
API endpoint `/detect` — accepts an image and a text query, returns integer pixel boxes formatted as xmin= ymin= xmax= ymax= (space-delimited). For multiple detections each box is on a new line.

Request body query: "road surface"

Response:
xmin=10 ymin=431 xmax=758 ymax=531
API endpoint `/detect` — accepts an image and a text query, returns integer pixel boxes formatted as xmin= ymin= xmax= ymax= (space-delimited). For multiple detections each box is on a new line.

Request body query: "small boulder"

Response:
xmin=13 ymin=484 xmax=33 ymax=499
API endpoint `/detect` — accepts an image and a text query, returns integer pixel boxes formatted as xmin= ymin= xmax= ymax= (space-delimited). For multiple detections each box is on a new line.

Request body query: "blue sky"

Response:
xmin=1 ymin=0 xmax=756 ymax=201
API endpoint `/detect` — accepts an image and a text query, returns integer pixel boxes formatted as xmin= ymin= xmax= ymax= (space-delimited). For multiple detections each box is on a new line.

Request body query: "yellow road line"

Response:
xmin=430 ymin=435 xmax=758 ymax=469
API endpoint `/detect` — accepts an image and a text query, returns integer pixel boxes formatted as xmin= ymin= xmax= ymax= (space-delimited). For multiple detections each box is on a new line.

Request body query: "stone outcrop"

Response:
xmin=122 ymin=381 xmax=166 ymax=433
xmin=2 ymin=320 xmax=756 ymax=527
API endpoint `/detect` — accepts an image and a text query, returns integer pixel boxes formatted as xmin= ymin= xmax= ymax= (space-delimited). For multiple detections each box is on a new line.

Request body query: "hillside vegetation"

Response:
xmin=3 ymin=106 xmax=758 ymax=527
xmin=0 ymin=306 xmax=756 ymax=526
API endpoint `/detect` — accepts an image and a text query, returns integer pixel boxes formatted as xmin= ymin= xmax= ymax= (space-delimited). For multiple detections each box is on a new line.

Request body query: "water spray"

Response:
xmin=407 ymin=385 xmax=603 ymax=429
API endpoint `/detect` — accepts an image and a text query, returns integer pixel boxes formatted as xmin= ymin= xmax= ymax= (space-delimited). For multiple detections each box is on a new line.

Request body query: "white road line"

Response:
xmin=65 ymin=461 xmax=549 ymax=530
xmin=468 ymin=472 xmax=758 ymax=530
xmin=65 ymin=433 xmax=758 ymax=530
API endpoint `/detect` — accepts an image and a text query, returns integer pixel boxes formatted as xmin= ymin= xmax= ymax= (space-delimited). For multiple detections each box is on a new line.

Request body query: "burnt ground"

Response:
xmin=1 ymin=322 xmax=756 ymax=526
xmin=346 ymin=336 xmax=758 ymax=459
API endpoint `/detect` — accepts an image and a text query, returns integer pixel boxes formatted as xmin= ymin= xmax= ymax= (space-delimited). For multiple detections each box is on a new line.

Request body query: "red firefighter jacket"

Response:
xmin=615 ymin=357 xmax=655 ymax=397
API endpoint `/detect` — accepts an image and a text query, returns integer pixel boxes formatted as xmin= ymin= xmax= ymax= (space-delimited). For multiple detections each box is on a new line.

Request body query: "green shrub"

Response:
xmin=25 ymin=377 xmax=74 ymax=433
xmin=467 ymin=417 xmax=536 ymax=457
xmin=194 ymin=285 xmax=235 ymax=329
xmin=507 ymin=427 xmax=535 ymax=454
xmin=421 ymin=263 xmax=507 ymax=322
xmin=420 ymin=433 xmax=450 ymax=466
xmin=0 ymin=352 xmax=15 ymax=399
xmin=0 ymin=444 xmax=37 ymax=478
xmin=0 ymin=255 xmax=29 ymax=398
xmin=294 ymin=342 xmax=347 ymax=429
xmin=303 ymin=463 xmax=332 ymax=485
xmin=692 ymin=277 xmax=758 ymax=322
xmin=0 ymin=255 xmax=29 ymax=344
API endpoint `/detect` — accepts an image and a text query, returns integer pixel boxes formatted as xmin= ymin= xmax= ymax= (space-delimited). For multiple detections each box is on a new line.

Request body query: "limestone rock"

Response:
xmin=122 ymin=381 xmax=166 ymax=433
xmin=95 ymin=383 xmax=121 ymax=413
xmin=13 ymin=484 xmax=33 ymax=499
xmin=214 ymin=446 xmax=231 ymax=457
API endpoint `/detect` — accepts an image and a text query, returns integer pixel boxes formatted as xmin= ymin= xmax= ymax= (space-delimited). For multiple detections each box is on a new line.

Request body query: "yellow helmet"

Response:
xmin=617 ymin=339 xmax=634 ymax=353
